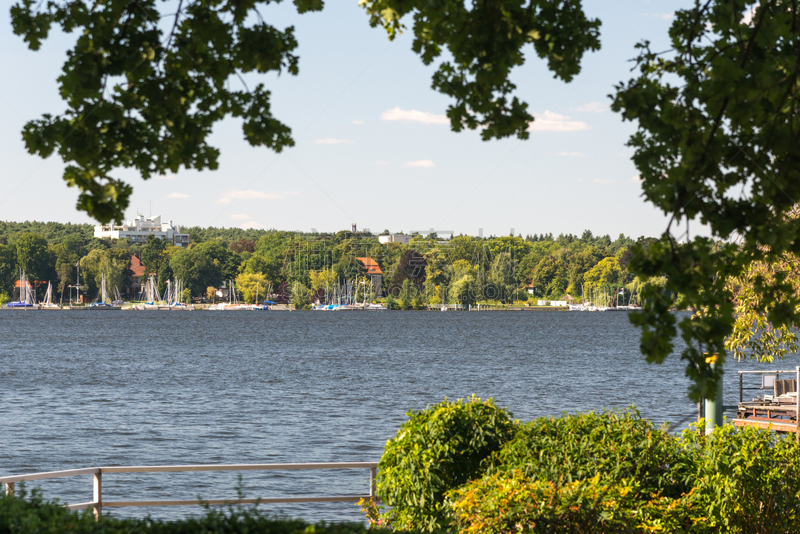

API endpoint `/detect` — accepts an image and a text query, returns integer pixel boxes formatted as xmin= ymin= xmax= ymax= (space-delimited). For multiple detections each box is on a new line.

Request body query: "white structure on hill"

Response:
xmin=378 ymin=233 xmax=412 ymax=245
xmin=94 ymin=214 xmax=190 ymax=247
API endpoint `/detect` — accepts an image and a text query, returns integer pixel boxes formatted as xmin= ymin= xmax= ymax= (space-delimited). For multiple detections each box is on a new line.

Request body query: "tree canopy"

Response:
xmin=612 ymin=0 xmax=800 ymax=401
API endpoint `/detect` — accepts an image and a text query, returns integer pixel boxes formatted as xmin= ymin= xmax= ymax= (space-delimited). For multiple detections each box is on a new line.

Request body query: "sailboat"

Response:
xmin=89 ymin=273 xmax=120 ymax=309
xmin=7 ymin=270 xmax=35 ymax=308
xmin=41 ymin=281 xmax=59 ymax=309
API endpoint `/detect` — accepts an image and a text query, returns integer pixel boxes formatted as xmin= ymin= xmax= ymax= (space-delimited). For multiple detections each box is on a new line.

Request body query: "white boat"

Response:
xmin=41 ymin=281 xmax=59 ymax=308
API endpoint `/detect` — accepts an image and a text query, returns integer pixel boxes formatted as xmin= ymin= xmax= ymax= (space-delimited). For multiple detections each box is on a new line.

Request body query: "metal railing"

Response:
xmin=1 ymin=462 xmax=378 ymax=518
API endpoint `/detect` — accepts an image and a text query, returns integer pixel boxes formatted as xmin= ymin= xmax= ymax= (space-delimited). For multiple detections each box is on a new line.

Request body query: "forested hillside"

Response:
xmin=0 ymin=220 xmax=658 ymax=307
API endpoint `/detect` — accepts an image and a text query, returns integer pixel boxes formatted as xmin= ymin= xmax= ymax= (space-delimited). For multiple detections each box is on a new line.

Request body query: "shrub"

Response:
xmin=489 ymin=408 xmax=693 ymax=499
xmin=450 ymin=471 xmax=696 ymax=534
xmin=683 ymin=423 xmax=800 ymax=533
xmin=375 ymin=396 xmax=517 ymax=532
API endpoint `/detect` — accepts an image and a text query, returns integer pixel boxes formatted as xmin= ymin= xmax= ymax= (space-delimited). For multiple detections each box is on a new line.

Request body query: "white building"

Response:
xmin=379 ymin=234 xmax=412 ymax=245
xmin=94 ymin=214 xmax=190 ymax=247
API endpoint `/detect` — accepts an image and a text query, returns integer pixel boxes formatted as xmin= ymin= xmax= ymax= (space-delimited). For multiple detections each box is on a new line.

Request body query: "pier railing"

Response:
xmin=734 ymin=368 xmax=800 ymax=436
xmin=1 ymin=462 xmax=378 ymax=518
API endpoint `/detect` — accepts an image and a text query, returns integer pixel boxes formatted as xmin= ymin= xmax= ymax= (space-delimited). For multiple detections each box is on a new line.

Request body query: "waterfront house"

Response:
xmin=130 ymin=254 xmax=147 ymax=295
xmin=356 ymin=257 xmax=383 ymax=297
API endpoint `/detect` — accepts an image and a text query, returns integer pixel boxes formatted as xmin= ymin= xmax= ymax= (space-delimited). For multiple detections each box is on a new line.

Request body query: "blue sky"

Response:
xmin=0 ymin=1 xmax=694 ymax=238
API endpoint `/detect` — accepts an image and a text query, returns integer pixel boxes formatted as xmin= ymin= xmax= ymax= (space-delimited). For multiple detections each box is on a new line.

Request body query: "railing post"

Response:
xmin=739 ymin=372 xmax=743 ymax=404
xmin=369 ymin=467 xmax=377 ymax=501
xmin=795 ymin=366 xmax=799 ymax=442
xmin=5 ymin=482 xmax=14 ymax=496
xmin=93 ymin=471 xmax=102 ymax=519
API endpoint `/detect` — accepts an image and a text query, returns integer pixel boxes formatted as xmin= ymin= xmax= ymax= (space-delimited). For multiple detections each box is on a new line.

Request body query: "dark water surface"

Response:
xmin=1 ymin=310 xmax=796 ymax=522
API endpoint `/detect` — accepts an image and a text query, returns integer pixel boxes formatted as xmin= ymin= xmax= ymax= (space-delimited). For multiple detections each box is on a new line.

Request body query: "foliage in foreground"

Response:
xmin=0 ymin=487 xmax=404 ymax=534
xmin=374 ymin=396 xmax=517 ymax=532
xmin=371 ymin=400 xmax=800 ymax=533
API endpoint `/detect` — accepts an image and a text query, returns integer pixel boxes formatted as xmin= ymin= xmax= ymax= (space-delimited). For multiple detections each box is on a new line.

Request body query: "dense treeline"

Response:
xmin=0 ymin=220 xmax=659 ymax=306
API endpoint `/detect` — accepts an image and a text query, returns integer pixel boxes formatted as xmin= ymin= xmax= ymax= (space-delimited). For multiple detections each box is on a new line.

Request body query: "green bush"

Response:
xmin=374 ymin=396 xmax=517 ymax=532
xmin=373 ymin=406 xmax=800 ymax=533
xmin=490 ymin=408 xmax=693 ymax=499
xmin=450 ymin=471 xmax=696 ymax=534
xmin=0 ymin=487 xmax=405 ymax=534
xmin=683 ymin=423 xmax=800 ymax=533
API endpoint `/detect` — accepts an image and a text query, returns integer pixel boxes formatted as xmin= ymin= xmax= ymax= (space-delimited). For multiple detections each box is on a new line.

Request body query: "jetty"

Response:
xmin=733 ymin=368 xmax=800 ymax=436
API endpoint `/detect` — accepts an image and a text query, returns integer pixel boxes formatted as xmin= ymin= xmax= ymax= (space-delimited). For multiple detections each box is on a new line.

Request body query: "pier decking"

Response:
xmin=732 ymin=369 xmax=800 ymax=436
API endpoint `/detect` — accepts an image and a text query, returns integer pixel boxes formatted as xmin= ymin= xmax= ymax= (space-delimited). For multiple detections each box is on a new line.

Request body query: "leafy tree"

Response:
xmin=169 ymin=247 xmax=218 ymax=296
xmin=389 ymin=249 xmax=426 ymax=291
xmin=0 ymin=244 xmax=18 ymax=295
xmin=244 ymin=255 xmax=282 ymax=286
xmin=141 ymin=235 xmax=170 ymax=277
xmin=230 ymin=238 xmax=256 ymax=254
xmin=611 ymin=0 xmax=800 ymax=400
xmin=206 ymin=286 xmax=217 ymax=303
xmin=583 ymin=257 xmax=621 ymax=287
xmin=79 ymin=249 xmax=105 ymax=298
xmin=487 ymin=252 xmax=517 ymax=303
xmin=14 ymin=233 xmax=53 ymax=283
xmin=51 ymin=237 xmax=83 ymax=294
xmin=448 ymin=260 xmax=480 ymax=307
xmin=290 ymin=280 xmax=310 ymax=310
xmin=235 ymin=272 xmax=269 ymax=303
xmin=254 ymin=231 xmax=296 ymax=261
xmin=530 ymin=255 xmax=566 ymax=298
xmin=309 ymin=268 xmax=337 ymax=296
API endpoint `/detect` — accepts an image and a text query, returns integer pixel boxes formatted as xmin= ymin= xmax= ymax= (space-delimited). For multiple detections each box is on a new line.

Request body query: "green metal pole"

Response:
xmin=705 ymin=359 xmax=724 ymax=433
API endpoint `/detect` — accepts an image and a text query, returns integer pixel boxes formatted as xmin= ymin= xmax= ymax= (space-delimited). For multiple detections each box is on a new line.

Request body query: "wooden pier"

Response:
xmin=732 ymin=369 xmax=800 ymax=436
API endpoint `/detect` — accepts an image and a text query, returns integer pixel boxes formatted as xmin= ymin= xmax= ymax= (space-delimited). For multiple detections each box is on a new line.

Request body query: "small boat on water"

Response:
xmin=41 ymin=281 xmax=59 ymax=309
xmin=88 ymin=274 xmax=121 ymax=310
xmin=7 ymin=270 xmax=35 ymax=308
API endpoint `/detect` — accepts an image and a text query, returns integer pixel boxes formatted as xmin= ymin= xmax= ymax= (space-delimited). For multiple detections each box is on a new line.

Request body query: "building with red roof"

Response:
xmin=356 ymin=257 xmax=383 ymax=297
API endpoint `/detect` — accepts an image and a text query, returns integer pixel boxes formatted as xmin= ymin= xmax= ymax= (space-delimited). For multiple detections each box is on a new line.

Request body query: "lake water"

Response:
xmin=1 ymin=310 xmax=795 ymax=523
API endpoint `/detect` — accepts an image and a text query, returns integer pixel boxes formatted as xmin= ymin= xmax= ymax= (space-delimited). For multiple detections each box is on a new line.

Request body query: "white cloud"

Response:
xmin=315 ymin=138 xmax=355 ymax=144
xmin=381 ymin=107 xmax=449 ymax=125
xmin=229 ymin=214 xmax=251 ymax=220
xmin=352 ymin=120 xmax=364 ymax=125
xmin=155 ymin=175 xmax=173 ymax=180
xmin=167 ymin=192 xmax=190 ymax=199
xmin=557 ymin=151 xmax=587 ymax=157
xmin=404 ymin=160 xmax=435 ymax=168
xmin=375 ymin=160 xmax=390 ymax=166
xmin=529 ymin=111 xmax=591 ymax=132
xmin=594 ymin=179 xmax=613 ymax=184
xmin=632 ymin=174 xmax=643 ymax=183
xmin=574 ymin=102 xmax=607 ymax=113
xmin=653 ymin=12 xmax=674 ymax=20
xmin=239 ymin=221 xmax=264 ymax=230
xmin=216 ymin=190 xmax=297 ymax=204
